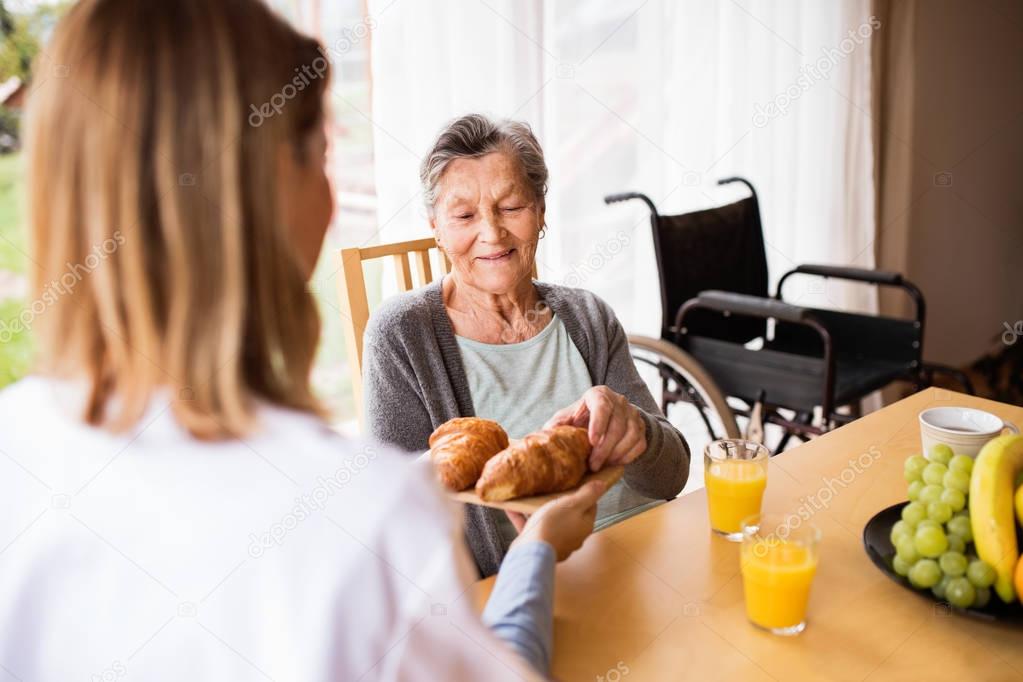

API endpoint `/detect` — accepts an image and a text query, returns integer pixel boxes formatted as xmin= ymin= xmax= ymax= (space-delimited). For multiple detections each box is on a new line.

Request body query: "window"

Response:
xmin=269 ymin=0 xmax=379 ymax=425
xmin=0 ymin=1 xmax=377 ymax=426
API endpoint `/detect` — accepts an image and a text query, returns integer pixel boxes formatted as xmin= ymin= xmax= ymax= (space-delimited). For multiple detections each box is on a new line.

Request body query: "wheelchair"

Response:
xmin=606 ymin=177 xmax=973 ymax=453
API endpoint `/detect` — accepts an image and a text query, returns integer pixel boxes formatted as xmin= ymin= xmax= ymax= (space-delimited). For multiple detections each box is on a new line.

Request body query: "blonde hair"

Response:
xmin=26 ymin=0 xmax=330 ymax=439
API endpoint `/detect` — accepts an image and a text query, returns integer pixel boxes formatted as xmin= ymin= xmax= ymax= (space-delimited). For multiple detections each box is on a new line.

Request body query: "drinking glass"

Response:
xmin=704 ymin=439 xmax=769 ymax=541
xmin=740 ymin=513 xmax=821 ymax=635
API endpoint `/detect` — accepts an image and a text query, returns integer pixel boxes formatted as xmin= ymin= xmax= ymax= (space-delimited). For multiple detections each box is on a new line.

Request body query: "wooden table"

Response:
xmin=473 ymin=389 xmax=1023 ymax=681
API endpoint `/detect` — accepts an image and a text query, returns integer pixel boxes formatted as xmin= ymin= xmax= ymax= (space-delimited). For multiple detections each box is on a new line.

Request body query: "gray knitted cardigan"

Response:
xmin=362 ymin=280 xmax=690 ymax=577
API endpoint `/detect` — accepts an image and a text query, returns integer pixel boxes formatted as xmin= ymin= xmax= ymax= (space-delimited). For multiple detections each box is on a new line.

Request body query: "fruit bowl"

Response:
xmin=863 ymin=502 xmax=1023 ymax=626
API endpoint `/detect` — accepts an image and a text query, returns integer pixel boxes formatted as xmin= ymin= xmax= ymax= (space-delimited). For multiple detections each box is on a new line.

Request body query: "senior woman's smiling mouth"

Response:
xmin=476 ymin=248 xmax=516 ymax=263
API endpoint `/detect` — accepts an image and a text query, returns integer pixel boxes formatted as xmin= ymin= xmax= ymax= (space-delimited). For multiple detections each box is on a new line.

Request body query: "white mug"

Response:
xmin=919 ymin=407 xmax=1019 ymax=458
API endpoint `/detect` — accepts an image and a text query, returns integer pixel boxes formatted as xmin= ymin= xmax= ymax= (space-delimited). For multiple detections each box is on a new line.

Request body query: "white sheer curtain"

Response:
xmin=368 ymin=0 xmax=878 ymax=331
xmin=368 ymin=0 xmax=545 ymax=244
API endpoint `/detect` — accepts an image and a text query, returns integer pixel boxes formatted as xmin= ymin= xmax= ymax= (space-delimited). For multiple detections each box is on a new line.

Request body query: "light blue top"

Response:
xmin=455 ymin=315 xmax=661 ymax=540
xmin=455 ymin=314 xmax=592 ymax=439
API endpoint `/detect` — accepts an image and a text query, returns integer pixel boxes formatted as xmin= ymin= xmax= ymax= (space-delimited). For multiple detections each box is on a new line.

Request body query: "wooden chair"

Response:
xmin=336 ymin=237 xmax=450 ymax=428
xmin=337 ymin=236 xmax=538 ymax=430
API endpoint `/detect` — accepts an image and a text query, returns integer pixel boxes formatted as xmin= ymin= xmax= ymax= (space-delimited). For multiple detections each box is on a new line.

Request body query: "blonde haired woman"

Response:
xmin=0 ymin=1 xmax=603 ymax=679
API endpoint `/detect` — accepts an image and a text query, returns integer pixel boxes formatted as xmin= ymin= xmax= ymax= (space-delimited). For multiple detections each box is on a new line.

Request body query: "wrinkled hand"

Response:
xmin=507 ymin=480 xmax=607 ymax=561
xmin=544 ymin=386 xmax=647 ymax=471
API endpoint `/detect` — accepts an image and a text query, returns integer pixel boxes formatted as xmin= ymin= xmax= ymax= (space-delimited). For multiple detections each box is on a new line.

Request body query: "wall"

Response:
xmin=876 ymin=0 xmax=1023 ymax=367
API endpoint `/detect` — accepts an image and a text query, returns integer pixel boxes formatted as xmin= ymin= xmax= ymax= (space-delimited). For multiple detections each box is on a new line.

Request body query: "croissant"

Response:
xmin=428 ymin=417 xmax=509 ymax=492
xmin=476 ymin=426 xmax=592 ymax=502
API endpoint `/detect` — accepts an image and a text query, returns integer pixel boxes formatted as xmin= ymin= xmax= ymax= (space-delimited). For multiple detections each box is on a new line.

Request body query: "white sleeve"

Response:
xmin=356 ymin=459 xmax=546 ymax=682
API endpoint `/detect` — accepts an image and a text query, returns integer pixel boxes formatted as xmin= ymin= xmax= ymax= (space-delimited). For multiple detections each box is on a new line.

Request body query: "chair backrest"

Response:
xmin=337 ymin=237 xmax=451 ymax=427
xmin=653 ymin=192 xmax=769 ymax=344
xmin=336 ymin=237 xmax=538 ymax=429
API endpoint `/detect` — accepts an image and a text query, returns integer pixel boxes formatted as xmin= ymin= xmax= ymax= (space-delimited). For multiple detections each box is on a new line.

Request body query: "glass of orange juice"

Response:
xmin=704 ymin=439 xmax=769 ymax=541
xmin=740 ymin=514 xmax=821 ymax=635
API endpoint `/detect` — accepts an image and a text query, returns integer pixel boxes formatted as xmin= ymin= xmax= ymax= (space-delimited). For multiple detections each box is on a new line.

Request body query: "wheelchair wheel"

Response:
xmin=628 ymin=334 xmax=740 ymax=442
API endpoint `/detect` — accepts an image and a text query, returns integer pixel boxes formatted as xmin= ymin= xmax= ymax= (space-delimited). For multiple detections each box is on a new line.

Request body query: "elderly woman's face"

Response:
xmin=431 ymin=151 xmax=542 ymax=294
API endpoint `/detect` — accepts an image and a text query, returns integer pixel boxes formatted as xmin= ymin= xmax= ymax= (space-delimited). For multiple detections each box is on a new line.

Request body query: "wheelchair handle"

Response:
xmin=603 ymin=192 xmax=659 ymax=215
xmin=604 ymin=192 xmax=645 ymax=204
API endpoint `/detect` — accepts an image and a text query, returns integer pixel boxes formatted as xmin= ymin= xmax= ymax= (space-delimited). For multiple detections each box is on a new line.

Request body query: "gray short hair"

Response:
xmin=419 ymin=113 xmax=549 ymax=215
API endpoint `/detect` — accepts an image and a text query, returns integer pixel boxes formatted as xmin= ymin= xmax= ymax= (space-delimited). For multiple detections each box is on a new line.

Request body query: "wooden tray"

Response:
xmin=448 ymin=465 xmax=625 ymax=514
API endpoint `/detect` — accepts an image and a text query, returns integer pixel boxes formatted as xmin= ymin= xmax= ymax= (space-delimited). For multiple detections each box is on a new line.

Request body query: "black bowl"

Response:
xmin=862 ymin=502 xmax=1023 ymax=626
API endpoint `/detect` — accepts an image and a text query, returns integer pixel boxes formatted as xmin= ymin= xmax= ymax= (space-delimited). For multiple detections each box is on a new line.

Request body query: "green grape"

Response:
xmin=914 ymin=525 xmax=948 ymax=558
xmin=892 ymin=520 xmax=914 ymax=536
xmin=929 ymin=443 xmax=954 ymax=465
xmin=945 ymin=577 xmax=976 ymax=609
xmin=922 ymin=462 xmax=948 ymax=486
xmin=919 ymin=484 xmax=944 ymax=504
xmin=917 ymin=518 xmax=940 ymax=530
xmin=973 ymin=586 xmax=991 ymax=609
xmin=904 ymin=454 xmax=928 ymax=481
xmin=946 ymin=533 xmax=966 ymax=554
xmin=892 ymin=555 xmax=913 ymax=577
xmin=932 ymin=574 xmax=952 ymax=599
xmin=908 ymin=559 xmax=942 ymax=588
xmin=943 ymin=469 xmax=970 ymax=494
xmin=895 ymin=535 xmax=920 ymax=563
xmin=938 ymin=551 xmax=968 ymax=577
xmin=927 ymin=501 xmax=953 ymax=524
xmin=939 ymin=487 xmax=966 ymax=513
xmin=907 ymin=480 xmax=925 ymax=501
xmin=946 ymin=515 xmax=973 ymax=543
xmin=948 ymin=454 xmax=973 ymax=475
xmin=890 ymin=520 xmax=914 ymax=544
xmin=901 ymin=501 xmax=927 ymax=525
xmin=966 ymin=559 xmax=996 ymax=588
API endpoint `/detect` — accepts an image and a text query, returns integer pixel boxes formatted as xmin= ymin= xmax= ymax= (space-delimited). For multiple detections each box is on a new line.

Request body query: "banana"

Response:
xmin=1016 ymin=482 xmax=1023 ymax=529
xmin=1016 ymin=554 xmax=1023 ymax=606
xmin=969 ymin=434 xmax=1023 ymax=603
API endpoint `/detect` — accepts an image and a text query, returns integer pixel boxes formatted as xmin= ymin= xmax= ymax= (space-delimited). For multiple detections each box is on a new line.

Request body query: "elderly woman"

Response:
xmin=364 ymin=113 xmax=690 ymax=576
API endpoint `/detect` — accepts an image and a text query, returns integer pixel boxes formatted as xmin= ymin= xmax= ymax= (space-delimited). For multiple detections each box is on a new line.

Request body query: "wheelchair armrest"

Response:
xmin=776 ymin=264 xmax=926 ymax=330
xmin=675 ymin=290 xmax=839 ymax=428
xmin=692 ymin=290 xmax=810 ymax=324
xmin=787 ymin=264 xmax=902 ymax=286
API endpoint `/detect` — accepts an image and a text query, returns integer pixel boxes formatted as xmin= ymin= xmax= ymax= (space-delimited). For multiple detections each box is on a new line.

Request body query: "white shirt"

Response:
xmin=0 ymin=377 xmax=540 ymax=682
